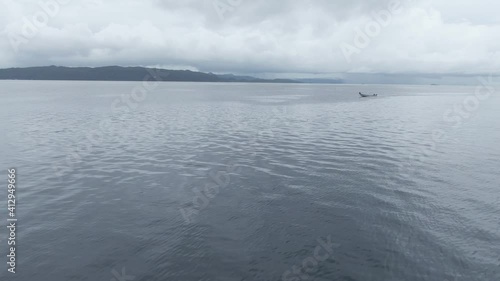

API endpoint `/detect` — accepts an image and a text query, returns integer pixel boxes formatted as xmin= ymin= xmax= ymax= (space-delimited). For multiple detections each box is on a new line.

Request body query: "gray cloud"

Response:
xmin=1 ymin=0 xmax=499 ymax=77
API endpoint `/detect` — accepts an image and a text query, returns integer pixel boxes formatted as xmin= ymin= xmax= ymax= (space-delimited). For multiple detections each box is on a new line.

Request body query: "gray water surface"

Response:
xmin=0 ymin=81 xmax=499 ymax=281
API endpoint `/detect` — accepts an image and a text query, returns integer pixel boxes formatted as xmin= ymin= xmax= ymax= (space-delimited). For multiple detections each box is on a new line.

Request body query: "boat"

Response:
xmin=359 ymin=92 xmax=378 ymax=98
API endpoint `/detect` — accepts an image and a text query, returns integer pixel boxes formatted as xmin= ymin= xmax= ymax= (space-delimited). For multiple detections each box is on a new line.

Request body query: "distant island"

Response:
xmin=0 ymin=66 xmax=301 ymax=83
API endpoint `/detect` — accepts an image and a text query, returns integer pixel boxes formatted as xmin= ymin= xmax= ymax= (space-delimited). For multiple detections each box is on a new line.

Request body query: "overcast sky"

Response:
xmin=1 ymin=0 xmax=499 ymax=79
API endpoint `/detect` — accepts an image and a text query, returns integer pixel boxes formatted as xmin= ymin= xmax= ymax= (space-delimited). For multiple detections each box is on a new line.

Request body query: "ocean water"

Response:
xmin=0 ymin=81 xmax=499 ymax=281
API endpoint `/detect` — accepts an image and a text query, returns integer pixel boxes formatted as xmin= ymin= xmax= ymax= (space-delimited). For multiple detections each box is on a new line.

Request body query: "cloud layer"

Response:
xmin=1 ymin=0 xmax=499 ymax=76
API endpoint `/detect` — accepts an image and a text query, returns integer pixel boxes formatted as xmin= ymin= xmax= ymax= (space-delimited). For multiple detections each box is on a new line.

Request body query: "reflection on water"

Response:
xmin=0 ymin=81 xmax=499 ymax=281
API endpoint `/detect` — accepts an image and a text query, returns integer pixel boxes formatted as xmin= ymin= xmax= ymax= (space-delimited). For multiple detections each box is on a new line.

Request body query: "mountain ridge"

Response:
xmin=0 ymin=66 xmax=301 ymax=83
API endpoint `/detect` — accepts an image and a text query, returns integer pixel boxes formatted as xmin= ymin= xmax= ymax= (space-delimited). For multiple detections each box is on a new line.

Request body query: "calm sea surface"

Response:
xmin=0 ymin=81 xmax=499 ymax=281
